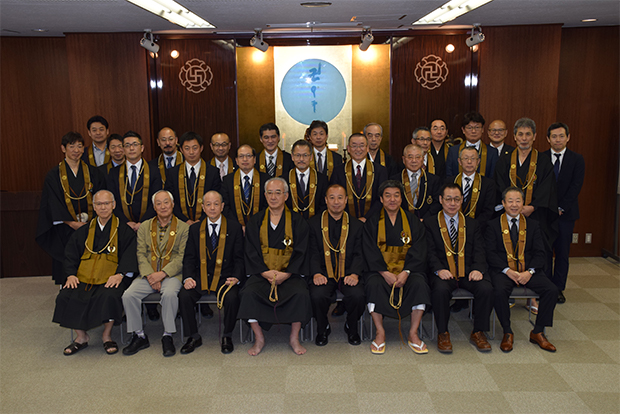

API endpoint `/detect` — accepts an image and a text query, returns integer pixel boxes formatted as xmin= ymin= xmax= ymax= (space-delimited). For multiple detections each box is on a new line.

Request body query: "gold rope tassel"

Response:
xmin=216 ymin=283 xmax=233 ymax=310
xmin=389 ymin=284 xmax=405 ymax=348
xmin=269 ymin=275 xmax=278 ymax=303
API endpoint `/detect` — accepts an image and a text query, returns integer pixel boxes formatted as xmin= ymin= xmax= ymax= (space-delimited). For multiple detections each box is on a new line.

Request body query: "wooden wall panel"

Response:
xmin=391 ymin=33 xmax=476 ymax=157
xmin=0 ymin=37 xmax=73 ymax=192
xmin=65 ymin=33 xmax=152 ymax=158
xmin=479 ymin=24 xmax=562 ymax=150
xmin=556 ymin=26 xmax=619 ymax=256
xmin=151 ymin=38 xmax=238 ymax=160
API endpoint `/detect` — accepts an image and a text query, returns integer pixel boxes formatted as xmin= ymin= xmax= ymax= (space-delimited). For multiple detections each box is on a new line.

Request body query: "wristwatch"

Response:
xmin=528 ymin=269 xmax=535 ymax=276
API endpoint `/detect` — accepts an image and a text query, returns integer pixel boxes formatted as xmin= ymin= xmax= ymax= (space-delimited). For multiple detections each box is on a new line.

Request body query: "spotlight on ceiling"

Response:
xmin=140 ymin=29 xmax=159 ymax=54
xmin=250 ymin=28 xmax=269 ymax=52
xmin=359 ymin=27 xmax=374 ymax=51
xmin=465 ymin=24 xmax=485 ymax=48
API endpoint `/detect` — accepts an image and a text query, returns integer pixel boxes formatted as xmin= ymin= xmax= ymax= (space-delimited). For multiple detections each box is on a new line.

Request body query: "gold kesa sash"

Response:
xmin=77 ymin=216 xmax=119 ymax=286
xmin=149 ymin=216 xmax=178 ymax=272
xmin=321 ymin=211 xmax=349 ymax=282
xmin=311 ymin=149 xmax=335 ymax=178
xmin=178 ymin=160 xmax=207 ymax=221
xmin=501 ymin=214 xmax=527 ymax=273
xmin=437 ymin=211 xmax=466 ymax=279
xmin=402 ymin=169 xmax=431 ymax=212
xmin=59 ymin=160 xmax=93 ymax=222
xmin=158 ymin=151 xmax=183 ymax=185
xmin=345 ymin=160 xmax=374 ymax=218
xmin=87 ymin=145 xmax=110 ymax=167
xmin=378 ymin=149 xmax=387 ymax=167
xmin=458 ymin=142 xmax=488 ymax=177
xmin=259 ymin=149 xmax=284 ymax=177
xmin=426 ymin=151 xmax=435 ymax=174
xmin=377 ymin=208 xmax=412 ymax=275
xmin=289 ymin=168 xmax=317 ymax=217
xmin=199 ymin=216 xmax=227 ymax=293
xmin=509 ymin=149 xmax=538 ymax=206
xmin=233 ymin=169 xmax=260 ymax=224
xmin=119 ymin=160 xmax=150 ymax=222
xmin=260 ymin=208 xmax=294 ymax=272
xmin=454 ymin=173 xmax=481 ymax=218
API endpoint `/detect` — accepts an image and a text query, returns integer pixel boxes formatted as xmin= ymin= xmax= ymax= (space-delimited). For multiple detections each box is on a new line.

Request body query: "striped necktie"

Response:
xmin=449 ymin=217 xmax=457 ymax=249
xmin=267 ymin=155 xmax=275 ymax=177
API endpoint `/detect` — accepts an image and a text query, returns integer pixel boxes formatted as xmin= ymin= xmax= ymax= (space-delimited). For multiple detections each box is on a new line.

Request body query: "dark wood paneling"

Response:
xmin=479 ymin=24 xmax=562 ymax=150
xmin=151 ymin=38 xmax=238 ymax=160
xmin=0 ymin=37 xmax=73 ymax=192
xmin=391 ymin=33 xmax=475 ymax=156
xmin=557 ymin=26 xmax=620 ymax=256
xmin=65 ymin=33 xmax=152 ymax=158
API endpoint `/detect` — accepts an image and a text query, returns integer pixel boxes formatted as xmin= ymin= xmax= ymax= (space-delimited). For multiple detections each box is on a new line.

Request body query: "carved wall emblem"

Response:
xmin=179 ymin=58 xmax=213 ymax=94
xmin=414 ymin=55 xmax=449 ymax=90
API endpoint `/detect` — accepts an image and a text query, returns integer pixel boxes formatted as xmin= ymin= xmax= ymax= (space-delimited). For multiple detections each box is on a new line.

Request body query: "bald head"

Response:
xmin=157 ymin=127 xmax=178 ymax=156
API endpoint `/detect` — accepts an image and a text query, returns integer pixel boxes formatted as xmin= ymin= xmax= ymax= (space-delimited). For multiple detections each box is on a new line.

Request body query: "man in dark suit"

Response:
xmin=486 ymin=187 xmax=559 ymax=353
xmin=257 ymin=122 xmax=293 ymax=178
xmin=179 ymin=190 xmax=245 ymax=354
xmin=446 ymin=112 xmax=499 ymax=178
xmin=429 ymin=119 xmax=451 ymax=179
xmin=209 ymin=132 xmax=237 ymax=181
xmin=164 ymin=131 xmax=221 ymax=225
xmin=365 ymin=123 xmax=399 ymax=177
xmin=487 ymin=119 xmax=515 ymax=158
xmin=308 ymin=120 xmax=343 ymax=180
xmin=543 ymin=122 xmax=585 ymax=303
xmin=82 ymin=115 xmax=110 ymax=167
xmin=425 ymin=184 xmax=493 ymax=353
xmin=286 ymin=139 xmax=328 ymax=220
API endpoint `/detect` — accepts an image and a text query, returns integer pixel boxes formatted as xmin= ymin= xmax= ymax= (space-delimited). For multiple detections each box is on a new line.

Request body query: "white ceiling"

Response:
xmin=1 ymin=0 xmax=618 ymax=37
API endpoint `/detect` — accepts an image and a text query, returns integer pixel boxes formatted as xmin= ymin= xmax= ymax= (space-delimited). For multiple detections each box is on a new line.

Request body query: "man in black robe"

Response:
xmin=180 ymin=190 xmax=245 ymax=354
xmin=308 ymin=120 xmax=343 ymax=180
xmin=446 ymin=112 xmax=498 ymax=178
xmin=257 ymin=123 xmax=293 ymax=178
xmin=285 ymin=139 xmax=328 ymax=220
xmin=209 ymin=132 xmax=237 ymax=181
xmin=36 ymin=132 xmax=106 ymax=284
xmin=98 ymin=134 xmax=125 ymax=175
xmin=238 ymin=178 xmax=311 ymax=356
xmin=425 ymin=184 xmax=493 ymax=353
xmin=365 ymin=123 xmax=399 ymax=177
xmin=487 ymin=120 xmax=515 ymax=158
xmin=429 ymin=119 xmax=451 ymax=179
xmin=308 ymin=184 xmax=365 ymax=346
xmin=148 ymin=127 xmax=184 ymax=187
xmin=53 ymin=190 xmax=137 ymax=355
xmin=363 ymin=180 xmax=431 ymax=354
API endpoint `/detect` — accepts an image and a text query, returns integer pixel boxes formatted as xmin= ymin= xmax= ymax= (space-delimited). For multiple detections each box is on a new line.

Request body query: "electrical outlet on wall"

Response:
xmin=572 ymin=233 xmax=579 ymax=244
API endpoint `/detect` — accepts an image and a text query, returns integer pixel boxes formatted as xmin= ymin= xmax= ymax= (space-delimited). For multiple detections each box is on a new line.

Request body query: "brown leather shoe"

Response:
xmin=530 ymin=331 xmax=557 ymax=352
xmin=500 ymin=333 xmax=514 ymax=352
xmin=470 ymin=331 xmax=491 ymax=352
xmin=437 ymin=332 xmax=453 ymax=353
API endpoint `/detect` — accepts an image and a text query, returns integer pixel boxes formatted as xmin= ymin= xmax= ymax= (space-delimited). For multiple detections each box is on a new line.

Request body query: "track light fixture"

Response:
xmin=250 ymin=28 xmax=269 ymax=52
xmin=465 ymin=24 xmax=485 ymax=48
xmin=359 ymin=27 xmax=374 ymax=51
xmin=140 ymin=29 xmax=159 ymax=54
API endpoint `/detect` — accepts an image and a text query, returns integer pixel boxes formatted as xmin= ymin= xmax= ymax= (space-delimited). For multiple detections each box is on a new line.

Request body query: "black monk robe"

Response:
xmin=164 ymin=162 xmax=221 ymax=222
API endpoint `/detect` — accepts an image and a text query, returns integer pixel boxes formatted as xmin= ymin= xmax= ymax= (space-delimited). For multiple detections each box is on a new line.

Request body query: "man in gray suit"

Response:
xmin=122 ymin=190 xmax=189 ymax=357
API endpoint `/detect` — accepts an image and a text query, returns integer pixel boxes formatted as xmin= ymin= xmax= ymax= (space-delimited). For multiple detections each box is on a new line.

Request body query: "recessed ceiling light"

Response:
xmin=445 ymin=44 xmax=455 ymax=53
xmin=581 ymin=18 xmax=598 ymax=22
xmin=301 ymin=2 xmax=332 ymax=7
xmin=32 ymin=28 xmax=48 ymax=32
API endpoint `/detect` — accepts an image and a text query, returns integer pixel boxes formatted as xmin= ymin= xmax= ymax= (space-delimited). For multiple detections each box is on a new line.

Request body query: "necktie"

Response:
xmin=410 ymin=172 xmax=419 ymax=205
xmin=449 ymin=217 xmax=457 ymax=249
xmin=463 ymin=177 xmax=472 ymax=204
xmin=210 ymin=223 xmax=218 ymax=250
xmin=219 ymin=161 xmax=226 ymax=181
xmin=299 ymin=173 xmax=307 ymax=198
xmin=267 ymin=155 xmax=275 ymax=177
xmin=166 ymin=156 xmax=173 ymax=169
xmin=243 ymin=175 xmax=251 ymax=203
xmin=355 ymin=165 xmax=362 ymax=192
xmin=129 ymin=165 xmax=137 ymax=191
xmin=553 ymin=153 xmax=561 ymax=180
xmin=510 ymin=218 xmax=518 ymax=252
xmin=317 ymin=152 xmax=324 ymax=174
xmin=189 ymin=166 xmax=196 ymax=192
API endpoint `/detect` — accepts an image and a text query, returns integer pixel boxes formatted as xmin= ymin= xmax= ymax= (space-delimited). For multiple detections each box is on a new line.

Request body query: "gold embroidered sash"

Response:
xmin=509 ymin=149 xmax=538 ymax=206
xmin=402 ymin=169 xmax=430 ymax=212
xmin=260 ymin=208 xmax=293 ymax=272
xmin=289 ymin=168 xmax=317 ymax=217
xmin=77 ymin=216 xmax=119 ymax=285
xmin=233 ymin=169 xmax=261 ymax=224
xmin=158 ymin=151 xmax=183 ymax=185
xmin=321 ymin=211 xmax=349 ymax=282
xmin=454 ymin=173 xmax=481 ymax=218
xmin=179 ymin=161 xmax=207 ymax=221
xmin=59 ymin=160 xmax=93 ymax=222
xmin=199 ymin=216 xmax=227 ymax=293
xmin=377 ymin=208 xmax=411 ymax=275
xmin=501 ymin=214 xmax=527 ymax=272
xmin=345 ymin=160 xmax=374 ymax=218
xmin=311 ymin=149 xmax=335 ymax=178
xmin=378 ymin=149 xmax=387 ymax=167
xmin=149 ymin=216 xmax=178 ymax=272
xmin=426 ymin=151 xmax=435 ymax=174
xmin=119 ymin=160 xmax=150 ymax=222
xmin=437 ymin=211 xmax=466 ymax=279
xmin=87 ymin=145 xmax=110 ymax=167
xmin=259 ymin=149 xmax=284 ymax=177
xmin=458 ymin=142 xmax=488 ymax=177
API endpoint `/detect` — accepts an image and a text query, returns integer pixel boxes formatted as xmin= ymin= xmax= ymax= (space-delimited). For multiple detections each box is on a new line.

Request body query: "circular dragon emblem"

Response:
xmin=414 ymin=55 xmax=449 ymax=90
xmin=179 ymin=58 xmax=213 ymax=94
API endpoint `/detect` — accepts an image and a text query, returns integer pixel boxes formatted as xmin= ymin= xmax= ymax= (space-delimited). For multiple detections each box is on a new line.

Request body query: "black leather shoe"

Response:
xmin=146 ymin=305 xmax=160 ymax=321
xmin=162 ymin=335 xmax=176 ymax=357
xmin=558 ymin=290 xmax=566 ymax=304
xmin=344 ymin=323 xmax=361 ymax=346
xmin=315 ymin=325 xmax=331 ymax=346
xmin=122 ymin=333 xmax=150 ymax=356
xmin=180 ymin=336 xmax=202 ymax=354
xmin=200 ymin=304 xmax=214 ymax=319
xmin=221 ymin=336 xmax=234 ymax=354
xmin=331 ymin=302 xmax=345 ymax=316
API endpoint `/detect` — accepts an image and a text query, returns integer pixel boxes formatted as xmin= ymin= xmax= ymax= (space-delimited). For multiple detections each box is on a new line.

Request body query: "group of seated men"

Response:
xmin=37 ymin=112 xmax=584 ymax=357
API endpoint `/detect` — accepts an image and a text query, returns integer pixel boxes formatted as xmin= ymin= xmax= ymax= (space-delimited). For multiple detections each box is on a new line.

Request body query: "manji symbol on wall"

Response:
xmin=414 ymin=55 xmax=449 ymax=90
xmin=179 ymin=58 xmax=214 ymax=94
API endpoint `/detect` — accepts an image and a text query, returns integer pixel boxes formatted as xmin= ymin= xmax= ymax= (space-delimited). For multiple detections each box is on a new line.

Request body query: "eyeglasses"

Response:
xmin=292 ymin=153 xmax=311 ymax=159
xmin=464 ymin=126 xmax=482 ymax=131
xmin=124 ymin=142 xmax=142 ymax=148
xmin=237 ymin=154 xmax=254 ymax=159
xmin=404 ymin=155 xmax=423 ymax=161
xmin=348 ymin=144 xmax=367 ymax=150
xmin=266 ymin=190 xmax=285 ymax=196
xmin=489 ymin=128 xmax=506 ymax=134
xmin=211 ymin=142 xmax=230 ymax=148
xmin=94 ymin=201 xmax=114 ymax=207
xmin=442 ymin=197 xmax=462 ymax=203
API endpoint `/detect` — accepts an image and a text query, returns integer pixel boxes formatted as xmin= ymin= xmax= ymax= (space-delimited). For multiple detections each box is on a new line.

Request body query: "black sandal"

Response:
xmin=64 ymin=341 xmax=88 ymax=356
xmin=103 ymin=341 xmax=118 ymax=355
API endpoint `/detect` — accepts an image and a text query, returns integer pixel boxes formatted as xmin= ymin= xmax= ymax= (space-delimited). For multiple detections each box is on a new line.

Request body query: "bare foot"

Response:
xmin=371 ymin=332 xmax=386 ymax=352
xmin=289 ymin=337 xmax=306 ymax=355
xmin=408 ymin=332 xmax=426 ymax=351
xmin=248 ymin=337 xmax=265 ymax=356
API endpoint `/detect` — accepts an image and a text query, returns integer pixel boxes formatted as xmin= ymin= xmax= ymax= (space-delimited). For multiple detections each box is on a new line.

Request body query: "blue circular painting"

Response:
xmin=280 ymin=59 xmax=346 ymax=125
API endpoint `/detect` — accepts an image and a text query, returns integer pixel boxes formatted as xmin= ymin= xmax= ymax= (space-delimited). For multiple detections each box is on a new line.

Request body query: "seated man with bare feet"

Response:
xmin=363 ymin=180 xmax=431 ymax=354
xmin=237 ymin=178 xmax=312 ymax=356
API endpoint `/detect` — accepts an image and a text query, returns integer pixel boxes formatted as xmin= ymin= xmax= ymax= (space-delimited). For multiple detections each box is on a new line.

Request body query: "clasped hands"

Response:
xmin=437 ymin=269 xmax=483 ymax=281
